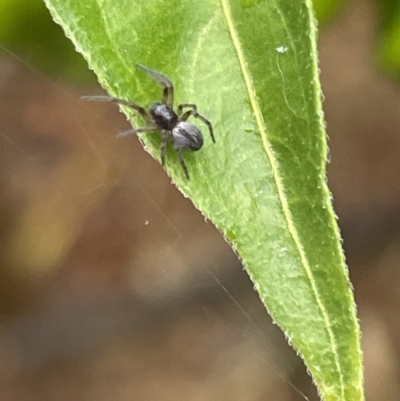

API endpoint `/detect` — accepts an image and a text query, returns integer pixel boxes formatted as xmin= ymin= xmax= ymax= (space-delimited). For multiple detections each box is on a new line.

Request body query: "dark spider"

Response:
xmin=83 ymin=63 xmax=215 ymax=179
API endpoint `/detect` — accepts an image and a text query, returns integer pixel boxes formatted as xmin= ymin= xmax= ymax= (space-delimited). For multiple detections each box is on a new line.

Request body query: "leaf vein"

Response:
xmin=220 ymin=0 xmax=344 ymax=396
xmin=188 ymin=12 xmax=219 ymax=96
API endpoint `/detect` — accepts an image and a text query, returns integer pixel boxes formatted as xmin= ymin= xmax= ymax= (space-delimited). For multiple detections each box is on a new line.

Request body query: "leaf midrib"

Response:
xmin=220 ymin=0 xmax=344 ymax=396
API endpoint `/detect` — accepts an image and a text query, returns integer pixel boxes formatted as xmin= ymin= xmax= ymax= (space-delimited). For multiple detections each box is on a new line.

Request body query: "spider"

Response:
xmin=83 ymin=64 xmax=215 ymax=179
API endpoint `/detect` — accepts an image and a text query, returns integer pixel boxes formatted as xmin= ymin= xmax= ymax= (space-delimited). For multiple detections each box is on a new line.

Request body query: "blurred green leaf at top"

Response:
xmin=312 ymin=0 xmax=347 ymax=24
xmin=378 ymin=0 xmax=400 ymax=76
xmin=0 ymin=0 xmax=95 ymax=82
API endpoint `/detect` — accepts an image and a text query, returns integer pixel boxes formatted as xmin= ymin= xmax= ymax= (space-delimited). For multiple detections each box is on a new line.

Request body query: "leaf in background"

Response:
xmin=0 ymin=0 xmax=94 ymax=81
xmin=43 ymin=0 xmax=364 ymax=400
xmin=312 ymin=0 xmax=348 ymax=25
xmin=311 ymin=0 xmax=400 ymax=77
xmin=378 ymin=0 xmax=400 ymax=75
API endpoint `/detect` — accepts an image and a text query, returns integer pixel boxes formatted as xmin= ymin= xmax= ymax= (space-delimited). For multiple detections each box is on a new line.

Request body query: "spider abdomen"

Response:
xmin=149 ymin=102 xmax=178 ymax=130
xmin=172 ymin=121 xmax=203 ymax=151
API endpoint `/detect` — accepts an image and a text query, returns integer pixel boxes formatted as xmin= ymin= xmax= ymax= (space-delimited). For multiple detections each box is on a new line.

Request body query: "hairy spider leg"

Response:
xmin=136 ymin=64 xmax=174 ymax=108
xmin=82 ymin=95 xmax=154 ymax=124
xmin=117 ymin=126 xmax=158 ymax=137
xmin=178 ymin=104 xmax=215 ymax=143
xmin=174 ymin=147 xmax=190 ymax=180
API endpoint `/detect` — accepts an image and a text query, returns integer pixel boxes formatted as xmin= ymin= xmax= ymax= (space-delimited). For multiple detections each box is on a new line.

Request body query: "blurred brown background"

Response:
xmin=0 ymin=0 xmax=399 ymax=399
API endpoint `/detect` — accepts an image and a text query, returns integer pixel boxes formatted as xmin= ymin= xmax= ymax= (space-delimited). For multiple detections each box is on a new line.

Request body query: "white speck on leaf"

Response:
xmin=276 ymin=46 xmax=288 ymax=54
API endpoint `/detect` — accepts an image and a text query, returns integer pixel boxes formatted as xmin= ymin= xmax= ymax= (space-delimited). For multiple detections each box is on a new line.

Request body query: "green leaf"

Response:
xmin=43 ymin=0 xmax=364 ymax=400
xmin=312 ymin=0 xmax=347 ymax=25
xmin=378 ymin=0 xmax=400 ymax=75
xmin=0 ymin=0 xmax=95 ymax=81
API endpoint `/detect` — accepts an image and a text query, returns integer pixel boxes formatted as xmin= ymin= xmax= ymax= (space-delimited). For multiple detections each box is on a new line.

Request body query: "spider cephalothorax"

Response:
xmin=83 ymin=64 xmax=215 ymax=179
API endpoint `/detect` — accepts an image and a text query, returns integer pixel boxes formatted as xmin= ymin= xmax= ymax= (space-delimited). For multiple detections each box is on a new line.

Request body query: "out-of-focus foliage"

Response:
xmin=0 ymin=0 xmax=94 ymax=82
xmin=378 ymin=0 xmax=400 ymax=76
xmin=312 ymin=0 xmax=347 ymax=24
xmin=313 ymin=0 xmax=400 ymax=76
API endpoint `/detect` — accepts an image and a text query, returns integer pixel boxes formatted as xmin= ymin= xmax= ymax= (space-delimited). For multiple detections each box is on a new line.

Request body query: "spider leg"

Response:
xmin=160 ymin=130 xmax=168 ymax=167
xmin=174 ymin=147 xmax=190 ymax=180
xmin=82 ymin=95 xmax=154 ymax=124
xmin=177 ymin=103 xmax=197 ymax=115
xmin=136 ymin=64 xmax=174 ymax=107
xmin=117 ymin=126 xmax=158 ymax=137
xmin=178 ymin=104 xmax=215 ymax=143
